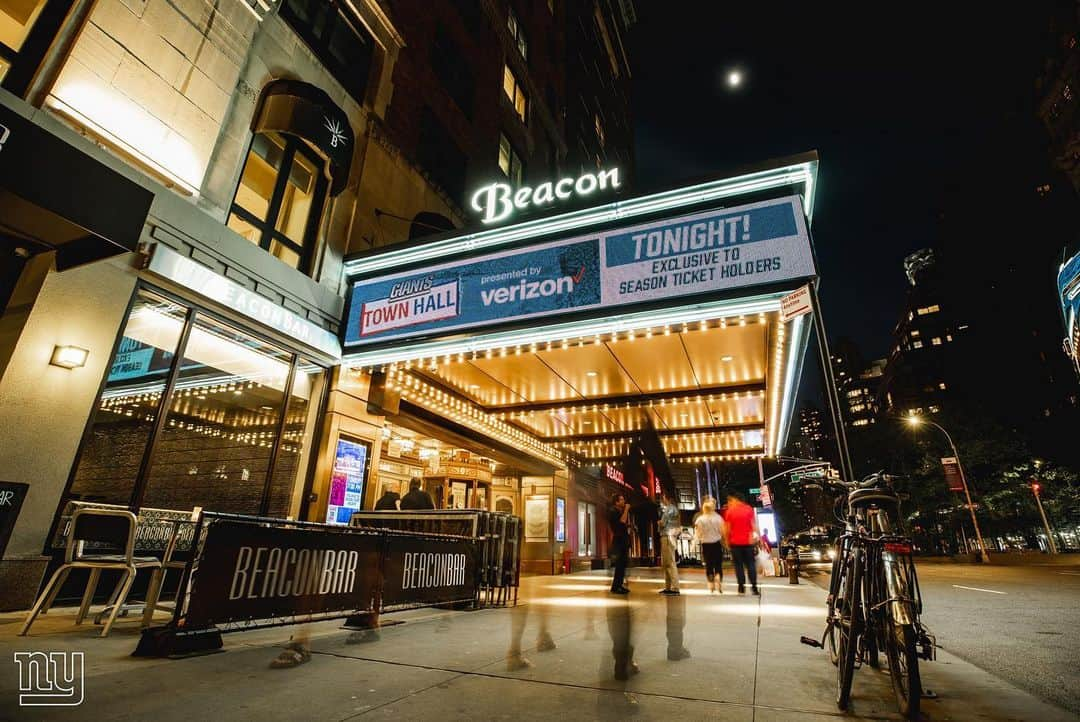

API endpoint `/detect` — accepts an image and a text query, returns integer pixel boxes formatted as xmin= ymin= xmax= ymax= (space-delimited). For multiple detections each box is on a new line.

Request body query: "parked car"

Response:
xmin=780 ymin=530 xmax=836 ymax=566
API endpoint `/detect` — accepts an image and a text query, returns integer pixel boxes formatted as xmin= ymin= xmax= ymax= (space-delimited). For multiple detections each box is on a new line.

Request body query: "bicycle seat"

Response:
xmin=848 ymin=486 xmax=900 ymax=508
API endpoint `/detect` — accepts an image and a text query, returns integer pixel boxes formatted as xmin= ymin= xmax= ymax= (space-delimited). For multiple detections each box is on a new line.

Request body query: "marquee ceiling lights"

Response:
xmin=343 ymin=159 xmax=816 ymax=278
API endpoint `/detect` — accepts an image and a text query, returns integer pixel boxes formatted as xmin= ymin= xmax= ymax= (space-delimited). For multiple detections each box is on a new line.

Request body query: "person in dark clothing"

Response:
xmin=400 ymin=477 xmax=435 ymax=510
xmin=374 ymin=489 xmax=400 ymax=510
xmin=608 ymin=493 xmax=631 ymax=594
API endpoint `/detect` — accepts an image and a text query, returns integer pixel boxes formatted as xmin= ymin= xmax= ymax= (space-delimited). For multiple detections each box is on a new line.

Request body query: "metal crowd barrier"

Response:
xmin=135 ymin=511 xmax=485 ymax=657
xmin=349 ymin=510 xmax=522 ymax=608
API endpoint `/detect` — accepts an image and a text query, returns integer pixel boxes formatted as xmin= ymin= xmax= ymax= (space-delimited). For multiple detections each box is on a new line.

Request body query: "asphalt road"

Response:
xmin=809 ymin=557 xmax=1080 ymax=715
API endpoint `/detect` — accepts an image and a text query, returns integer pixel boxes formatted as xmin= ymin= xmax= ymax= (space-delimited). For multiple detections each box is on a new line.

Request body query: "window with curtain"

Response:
xmin=502 ymin=64 xmax=527 ymax=124
xmin=227 ymin=132 xmax=328 ymax=273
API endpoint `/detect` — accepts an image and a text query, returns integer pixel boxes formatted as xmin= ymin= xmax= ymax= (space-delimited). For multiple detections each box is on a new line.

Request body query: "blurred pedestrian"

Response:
xmin=723 ymin=493 xmax=760 ymax=595
xmin=658 ymin=489 xmax=681 ymax=595
xmin=694 ymin=497 xmax=725 ymax=594
xmin=608 ymin=493 xmax=631 ymax=594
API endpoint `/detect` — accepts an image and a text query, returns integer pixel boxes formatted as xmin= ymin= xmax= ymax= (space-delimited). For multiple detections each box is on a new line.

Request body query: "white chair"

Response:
xmin=20 ymin=508 xmax=161 ymax=637
xmin=141 ymin=517 xmax=196 ymax=627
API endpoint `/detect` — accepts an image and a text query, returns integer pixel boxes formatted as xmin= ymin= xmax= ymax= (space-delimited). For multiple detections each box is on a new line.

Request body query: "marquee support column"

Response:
xmin=808 ymin=282 xmax=854 ymax=481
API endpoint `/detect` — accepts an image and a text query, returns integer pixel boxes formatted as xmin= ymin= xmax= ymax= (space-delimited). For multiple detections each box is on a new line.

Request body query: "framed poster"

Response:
xmin=326 ymin=436 xmax=371 ymax=525
xmin=524 ymin=495 xmax=550 ymax=542
xmin=554 ymin=497 xmax=566 ymax=542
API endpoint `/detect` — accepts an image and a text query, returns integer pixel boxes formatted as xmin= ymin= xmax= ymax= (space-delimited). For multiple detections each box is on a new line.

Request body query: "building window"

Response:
xmin=929 ymin=405 xmax=940 ymax=413
xmin=279 ymin=0 xmax=376 ymax=104
xmin=503 ymin=63 xmax=528 ymax=123
xmin=916 ymin=304 xmax=940 ymax=315
xmin=432 ymin=25 xmax=475 ymax=117
xmin=946 ymin=334 xmax=953 ymax=342
xmin=65 ymin=288 xmax=325 ymax=516
xmin=0 ymin=0 xmax=47 ymax=82
xmin=227 ymin=132 xmax=328 ymax=273
xmin=506 ymin=6 xmax=527 ymax=59
xmin=931 ymin=337 xmax=942 ymax=345
xmin=498 ymin=133 xmax=524 ymax=185
xmin=938 ymin=382 xmax=947 ymax=389
xmin=417 ymin=108 xmax=467 ymax=204
xmin=912 ymin=340 xmax=923 ymax=348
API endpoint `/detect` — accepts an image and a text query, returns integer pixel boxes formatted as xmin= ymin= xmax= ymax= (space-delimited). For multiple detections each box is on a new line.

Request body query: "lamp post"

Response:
xmin=905 ymin=415 xmax=990 ymax=563
xmin=1030 ymin=476 xmax=1059 ymax=555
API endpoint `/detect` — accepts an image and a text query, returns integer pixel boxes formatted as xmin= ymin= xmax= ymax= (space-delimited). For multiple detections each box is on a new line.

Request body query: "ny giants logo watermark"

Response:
xmin=13 ymin=652 xmax=84 ymax=706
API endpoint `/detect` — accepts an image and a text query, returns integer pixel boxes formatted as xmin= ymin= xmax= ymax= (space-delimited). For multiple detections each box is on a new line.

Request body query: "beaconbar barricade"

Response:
xmin=348 ymin=510 xmax=522 ymax=608
xmin=135 ymin=511 xmax=495 ymax=657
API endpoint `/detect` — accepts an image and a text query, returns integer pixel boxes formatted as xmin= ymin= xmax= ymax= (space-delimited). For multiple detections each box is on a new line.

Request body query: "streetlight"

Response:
xmin=1031 ymin=461 xmax=1059 ymax=554
xmin=905 ymin=414 xmax=990 ymax=562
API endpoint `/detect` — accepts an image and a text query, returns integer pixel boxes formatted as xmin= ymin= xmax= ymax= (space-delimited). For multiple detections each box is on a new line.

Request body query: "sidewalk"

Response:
xmin=0 ymin=568 xmax=1072 ymax=721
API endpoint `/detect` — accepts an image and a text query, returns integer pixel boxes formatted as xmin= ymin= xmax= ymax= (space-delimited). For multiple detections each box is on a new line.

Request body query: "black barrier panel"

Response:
xmin=181 ymin=519 xmax=381 ymax=628
xmin=382 ymin=536 xmax=477 ymax=608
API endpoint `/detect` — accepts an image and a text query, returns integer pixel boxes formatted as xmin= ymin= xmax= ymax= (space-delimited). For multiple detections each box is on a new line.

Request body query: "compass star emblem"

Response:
xmin=324 ymin=116 xmax=347 ymax=148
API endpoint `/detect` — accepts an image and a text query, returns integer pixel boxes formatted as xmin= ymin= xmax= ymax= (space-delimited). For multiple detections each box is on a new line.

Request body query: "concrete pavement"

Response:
xmin=0 ymin=568 xmax=1073 ymax=721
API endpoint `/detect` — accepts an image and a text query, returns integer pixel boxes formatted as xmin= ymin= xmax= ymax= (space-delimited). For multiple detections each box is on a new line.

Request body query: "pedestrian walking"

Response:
xmin=608 ymin=493 xmax=631 ymax=594
xmin=723 ymin=493 xmax=760 ymax=595
xmin=694 ymin=497 xmax=725 ymax=593
xmin=657 ymin=489 xmax=681 ymax=595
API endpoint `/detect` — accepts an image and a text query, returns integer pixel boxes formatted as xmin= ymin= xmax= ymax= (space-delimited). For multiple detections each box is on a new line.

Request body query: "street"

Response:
xmin=915 ymin=558 xmax=1080 ymax=715
xmin=805 ymin=555 xmax=1080 ymax=716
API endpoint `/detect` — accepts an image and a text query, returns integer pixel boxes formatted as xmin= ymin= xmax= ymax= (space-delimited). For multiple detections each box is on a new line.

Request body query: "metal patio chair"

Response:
xmin=20 ymin=508 xmax=161 ymax=637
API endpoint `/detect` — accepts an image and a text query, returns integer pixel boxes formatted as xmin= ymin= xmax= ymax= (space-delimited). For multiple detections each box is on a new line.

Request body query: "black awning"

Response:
xmin=252 ymin=79 xmax=355 ymax=196
xmin=0 ymin=100 xmax=153 ymax=270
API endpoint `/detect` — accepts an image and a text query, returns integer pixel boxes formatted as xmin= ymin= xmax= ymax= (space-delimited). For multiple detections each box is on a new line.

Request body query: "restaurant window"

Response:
xmin=502 ymin=63 xmax=527 ymax=123
xmin=65 ymin=288 xmax=326 ymax=517
xmin=507 ymin=6 xmax=527 ymax=60
xmin=578 ymin=501 xmax=596 ymax=557
xmin=278 ymin=0 xmax=375 ymax=103
xmin=498 ymin=133 xmax=524 ymax=185
xmin=67 ymin=291 xmax=189 ymax=505
xmin=227 ymin=132 xmax=329 ymax=273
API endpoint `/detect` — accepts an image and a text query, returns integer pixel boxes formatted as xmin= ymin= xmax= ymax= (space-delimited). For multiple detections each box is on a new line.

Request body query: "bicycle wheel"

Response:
xmin=885 ymin=621 xmax=922 ymax=719
xmin=826 ymin=549 xmax=848 ymax=665
xmin=836 ymin=549 xmax=862 ymax=710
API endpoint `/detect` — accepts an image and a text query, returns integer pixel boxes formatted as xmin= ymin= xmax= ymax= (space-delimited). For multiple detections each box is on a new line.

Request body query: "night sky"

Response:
xmin=629 ymin=3 xmax=1064 ymax=373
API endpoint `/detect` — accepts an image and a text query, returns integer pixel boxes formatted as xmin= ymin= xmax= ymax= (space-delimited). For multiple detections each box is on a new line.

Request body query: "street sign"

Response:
xmin=780 ymin=285 xmax=812 ymax=322
xmin=941 ymin=457 xmax=963 ymax=492
xmin=749 ymin=487 xmax=761 ymax=495
xmin=801 ymin=469 xmax=825 ymax=479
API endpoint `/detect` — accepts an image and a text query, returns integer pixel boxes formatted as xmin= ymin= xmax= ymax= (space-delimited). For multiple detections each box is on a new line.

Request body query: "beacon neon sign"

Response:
xmin=470 ymin=167 xmax=622 ymax=225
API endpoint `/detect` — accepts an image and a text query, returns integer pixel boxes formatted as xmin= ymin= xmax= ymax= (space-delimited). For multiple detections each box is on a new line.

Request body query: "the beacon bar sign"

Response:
xmin=344 ymin=195 xmax=815 ymax=348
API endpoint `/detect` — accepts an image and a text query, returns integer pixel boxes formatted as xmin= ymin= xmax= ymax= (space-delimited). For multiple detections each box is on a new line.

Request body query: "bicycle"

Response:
xmin=800 ymin=472 xmax=936 ymax=719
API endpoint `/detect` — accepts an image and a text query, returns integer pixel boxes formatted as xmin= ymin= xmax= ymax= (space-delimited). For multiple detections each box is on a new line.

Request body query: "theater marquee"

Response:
xmin=343 ymin=195 xmax=815 ymax=350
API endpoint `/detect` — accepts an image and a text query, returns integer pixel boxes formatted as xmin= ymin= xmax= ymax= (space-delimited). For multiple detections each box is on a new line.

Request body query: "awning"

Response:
xmin=252 ymin=79 xmax=355 ymax=196
xmin=0 ymin=100 xmax=153 ymax=270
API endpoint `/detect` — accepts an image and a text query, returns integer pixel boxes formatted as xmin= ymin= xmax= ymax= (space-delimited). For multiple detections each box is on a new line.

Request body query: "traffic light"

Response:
xmin=1031 ymin=481 xmax=1041 ymax=495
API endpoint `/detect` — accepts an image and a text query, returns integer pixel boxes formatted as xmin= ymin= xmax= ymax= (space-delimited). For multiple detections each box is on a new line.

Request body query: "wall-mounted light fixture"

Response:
xmin=50 ymin=345 xmax=89 ymax=369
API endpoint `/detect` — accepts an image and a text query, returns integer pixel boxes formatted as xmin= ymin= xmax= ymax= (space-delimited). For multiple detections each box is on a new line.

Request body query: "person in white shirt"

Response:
xmin=694 ymin=498 xmax=726 ymax=594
